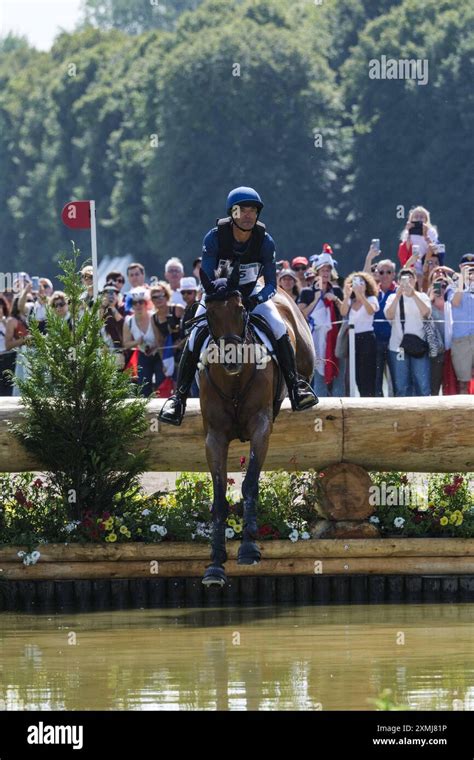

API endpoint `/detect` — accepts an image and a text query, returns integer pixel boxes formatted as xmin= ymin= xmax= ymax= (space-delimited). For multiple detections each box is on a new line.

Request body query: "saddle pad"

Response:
xmin=195 ymin=330 xmax=277 ymax=388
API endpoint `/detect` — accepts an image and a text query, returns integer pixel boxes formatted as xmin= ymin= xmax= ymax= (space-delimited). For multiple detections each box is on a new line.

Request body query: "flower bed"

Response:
xmin=1 ymin=471 xmax=473 ymax=564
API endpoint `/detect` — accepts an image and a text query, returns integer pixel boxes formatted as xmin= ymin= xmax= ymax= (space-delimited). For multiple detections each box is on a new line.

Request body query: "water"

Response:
xmin=0 ymin=604 xmax=473 ymax=711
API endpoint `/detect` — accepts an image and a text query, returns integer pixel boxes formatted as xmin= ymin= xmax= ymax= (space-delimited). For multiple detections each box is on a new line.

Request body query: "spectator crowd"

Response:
xmin=1 ymin=205 xmax=473 ymax=398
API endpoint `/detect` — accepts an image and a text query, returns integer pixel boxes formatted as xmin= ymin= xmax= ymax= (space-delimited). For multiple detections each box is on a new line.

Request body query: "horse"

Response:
xmin=195 ymin=264 xmax=315 ymax=587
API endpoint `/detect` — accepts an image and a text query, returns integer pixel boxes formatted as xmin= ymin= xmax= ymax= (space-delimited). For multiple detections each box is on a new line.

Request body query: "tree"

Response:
xmin=12 ymin=247 xmax=149 ymax=519
xmin=80 ymin=0 xmax=205 ymax=34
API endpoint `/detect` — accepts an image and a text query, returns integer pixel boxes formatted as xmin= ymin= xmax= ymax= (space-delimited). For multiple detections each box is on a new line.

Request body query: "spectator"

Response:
xmin=122 ymin=287 xmax=161 ymax=397
xmin=105 ymin=270 xmax=126 ymax=295
xmin=0 ymin=295 xmax=15 ymax=396
xmin=397 ymin=206 xmax=438 ymax=290
xmin=49 ymin=291 xmax=71 ymax=328
xmin=384 ymin=268 xmax=432 ymax=396
xmin=178 ymin=277 xmax=199 ymax=337
xmin=373 ymin=259 xmax=397 ymax=397
xmin=5 ymin=290 xmax=31 ymax=396
xmin=428 ymin=275 xmax=454 ymax=395
xmin=164 ymin=258 xmax=186 ymax=307
xmin=290 ymin=256 xmax=309 ymax=289
xmin=303 ymin=268 xmax=317 ymax=287
xmin=447 ymin=254 xmax=474 ymax=394
xmin=276 ymin=259 xmax=290 ymax=272
xmin=297 ymin=252 xmax=345 ymax=397
xmin=99 ymin=283 xmax=126 ymax=369
xmin=277 ymin=269 xmax=299 ymax=301
xmin=125 ymin=263 xmax=150 ymax=314
xmin=80 ymin=266 xmax=95 ymax=309
xmin=420 ymin=244 xmax=445 ymax=292
xmin=151 ymin=282 xmax=184 ymax=367
xmin=339 ymin=271 xmax=379 ymax=397
xmin=26 ymin=277 xmax=53 ymax=333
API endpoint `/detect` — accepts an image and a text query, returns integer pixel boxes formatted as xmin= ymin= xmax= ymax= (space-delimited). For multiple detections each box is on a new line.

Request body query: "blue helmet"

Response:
xmin=226 ymin=187 xmax=264 ymax=215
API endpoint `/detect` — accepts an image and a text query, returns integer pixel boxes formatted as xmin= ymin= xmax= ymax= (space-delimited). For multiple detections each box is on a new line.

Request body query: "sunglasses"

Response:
xmin=53 ymin=301 xmax=66 ymax=308
xmin=167 ymin=269 xmax=182 ymax=274
xmin=113 ymin=278 xmax=125 ymax=284
xmin=82 ymin=274 xmax=93 ymax=281
xmin=132 ymin=299 xmax=146 ymax=305
xmin=151 ymin=294 xmax=166 ymax=300
xmin=293 ymin=266 xmax=307 ymax=272
xmin=378 ymin=270 xmax=394 ymax=275
xmin=181 ymin=290 xmax=196 ymax=295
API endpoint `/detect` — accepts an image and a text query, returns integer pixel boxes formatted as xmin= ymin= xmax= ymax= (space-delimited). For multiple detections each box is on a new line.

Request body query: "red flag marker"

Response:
xmin=61 ymin=200 xmax=98 ymax=300
xmin=61 ymin=201 xmax=91 ymax=229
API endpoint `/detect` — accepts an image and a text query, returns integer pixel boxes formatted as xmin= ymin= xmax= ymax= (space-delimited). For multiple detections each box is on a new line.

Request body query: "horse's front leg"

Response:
xmin=238 ymin=412 xmax=272 ymax=565
xmin=202 ymin=429 xmax=230 ymax=587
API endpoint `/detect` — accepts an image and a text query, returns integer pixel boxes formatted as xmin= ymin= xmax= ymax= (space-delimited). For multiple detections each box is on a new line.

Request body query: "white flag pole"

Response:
xmin=89 ymin=200 xmax=98 ymax=301
xmin=348 ymin=323 xmax=358 ymax=397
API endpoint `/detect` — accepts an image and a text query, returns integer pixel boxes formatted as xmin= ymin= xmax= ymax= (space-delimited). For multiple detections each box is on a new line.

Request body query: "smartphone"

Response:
xmin=31 ymin=276 xmax=40 ymax=291
xmin=433 ymin=282 xmax=443 ymax=296
xmin=412 ymin=245 xmax=421 ymax=258
xmin=371 ymin=239 xmax=380 ymax=252
xmin=436 ymin=244 xmax=446 ymax=255
xmin=410 ymin=221 xmax=424 ymax=236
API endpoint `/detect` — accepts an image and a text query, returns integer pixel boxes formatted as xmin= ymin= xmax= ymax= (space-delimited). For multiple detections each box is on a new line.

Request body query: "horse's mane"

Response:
xmin=215 ymin=261 xmax=233 ymax=280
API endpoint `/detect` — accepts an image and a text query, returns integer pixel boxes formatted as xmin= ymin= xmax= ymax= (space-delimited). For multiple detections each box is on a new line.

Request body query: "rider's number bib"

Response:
xmin=218 ymin=260 xmax=261 ymax=285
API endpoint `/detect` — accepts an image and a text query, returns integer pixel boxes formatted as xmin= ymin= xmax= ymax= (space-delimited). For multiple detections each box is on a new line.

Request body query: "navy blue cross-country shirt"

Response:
xmin=201 ymin=226 xmax=277 ymax=303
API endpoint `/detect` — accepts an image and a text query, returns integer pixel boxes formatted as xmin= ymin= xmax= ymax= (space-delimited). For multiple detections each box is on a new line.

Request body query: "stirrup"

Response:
xmin=289 ymin=380 xmax=319 ymax=411
xmin=158 ymin=394 xmax=186 ymax=426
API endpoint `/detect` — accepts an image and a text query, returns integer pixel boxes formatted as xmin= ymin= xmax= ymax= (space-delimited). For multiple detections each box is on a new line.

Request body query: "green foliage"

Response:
xmin=10 ymin=245 xmax=150 ymax=520
xmin=80 ymin=0 xmax=206 ymax=33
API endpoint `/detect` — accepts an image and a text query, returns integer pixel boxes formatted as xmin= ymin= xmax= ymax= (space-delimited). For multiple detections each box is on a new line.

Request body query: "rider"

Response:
xmin=159 ymin=187 xmax=318 ymax=425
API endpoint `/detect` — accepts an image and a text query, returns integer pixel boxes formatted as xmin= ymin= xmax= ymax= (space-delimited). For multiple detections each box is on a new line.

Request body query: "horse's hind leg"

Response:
xmin=238 ymin=413 xmax=271 ymax=565
xmin=202 ymin=430 xmax=230 ymax=587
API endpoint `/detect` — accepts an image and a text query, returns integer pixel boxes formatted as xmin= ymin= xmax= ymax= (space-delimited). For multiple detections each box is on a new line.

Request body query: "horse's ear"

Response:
xmin=200 ymin=268 xmax=215 ymax=294
xmin=227 ymin=261 xmax=240 ymax=291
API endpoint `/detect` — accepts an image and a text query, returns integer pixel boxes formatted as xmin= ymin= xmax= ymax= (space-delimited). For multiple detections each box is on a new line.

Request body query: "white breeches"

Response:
xmin=188 ymin=283 xmax=286 ymax=349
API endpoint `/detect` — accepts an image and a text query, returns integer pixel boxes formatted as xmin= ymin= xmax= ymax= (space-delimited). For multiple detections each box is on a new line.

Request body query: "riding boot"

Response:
xmin=275 ymin=333 xmax=319 ymax=411
xmin=158 ymin=328 xmax=207 ymax=426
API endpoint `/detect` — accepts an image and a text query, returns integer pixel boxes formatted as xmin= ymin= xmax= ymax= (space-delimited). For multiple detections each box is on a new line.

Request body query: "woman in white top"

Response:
xmin=339 ymin=271 xmax=379 ymax=396
xmin=384 ymin=268 xmax=432 ymax=396
xmin=122 ymin=287 xmax=160 ymax=397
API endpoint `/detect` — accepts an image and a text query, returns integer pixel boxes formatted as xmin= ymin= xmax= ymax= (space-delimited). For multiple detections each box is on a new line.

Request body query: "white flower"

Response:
xmin=17 ymin=551 xmax=26 ymax=558
xmin=141 ymin=508 xmax=151 ymax=516
xmin=369 ymin=516 xmax=380 ymax=524
xmin=156 ymin=526 xmax=167 ymax=537
xmin=289 ymin=529 xmax=299 ymax=542
xmin=301 ymin=531 xmax=310 ymax=540
xmin=65 ymin=522 xmax=78 ymax=533
xmin=394 ymin=517 xmax=405 ymax=528
xmin=150 ymin=524 xmax=160 ymax=532
xmin=23 ymin=555 xmax=33 ymax=566
xmin=30 ymin=551 xmax=41 ymax=562
xmin=225 ymin=528 xmax=235 ymax=539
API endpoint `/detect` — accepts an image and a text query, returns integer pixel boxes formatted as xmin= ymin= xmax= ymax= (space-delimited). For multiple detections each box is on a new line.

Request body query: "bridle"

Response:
xmin=188 ymin=297 xmax=258 ymax=410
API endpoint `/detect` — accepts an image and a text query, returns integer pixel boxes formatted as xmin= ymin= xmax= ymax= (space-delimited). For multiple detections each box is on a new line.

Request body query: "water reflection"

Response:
xmin=0 ymin=604 xmax=473 ymax=710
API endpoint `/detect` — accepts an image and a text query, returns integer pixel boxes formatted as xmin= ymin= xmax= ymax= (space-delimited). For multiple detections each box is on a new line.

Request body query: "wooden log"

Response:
xmin=5 ymin=538 xmax=474 ymax=562
xmin=368 ymin=576 xmax=386 ymax=603
xmin=2 ymin=396 xmax=473 ymax=473
xmin=185 ymin=578 xmax=203 ymax=607
xmin=3 ymin=556 xmax=474 ymax=579
xmin=405 ymin=576 xmax=422 ymax=602
xmin=331 ymin=576 xmax=350 ymax=603
xmin=75 ymin=580 xmax=92 ymax=611
xmin=18 ymin=580 xmax=37 ymax=611
xmin=295 ymin=575 xmax=312 ymax=604
xmin=313 ymin=575 xmax=330 ymax=604
xmin=167 ymin=578 xmax=185 ymax=606
xmin=311 ymin=520 xmax=379 ymax=539
xmin=317 ymin=464 xmax=374 ymax=520
xmin=148 ymin=577 xmax=166 ymax=607
xmin=128 ymin=579 xmax=148 ymax=609
xmin=110 ymin=580 xmax=129 ymax=609
xmin=387 ymin=575 xmax=404 ymax=602
xmin=221 ymin=577 xmax=240 ymax=605
xmin=350 ymin=575 xmax=368 ymax=603
xmin=240 ymin=577 xmax=258 ymax=604
xmin=276 ymin=576 xmax=294 ymax=603
xmin=441 ymin=577 xmax=458 ymax=602
xmin=423 ymin=577 xmax=441 ymax=602
xmin=459 ymin=577 xmax=474 ymax=602
xmin=1 ymin=580 xmax=18 ymax=610
xmin=36 ymin=581 xmax=55 ymax=611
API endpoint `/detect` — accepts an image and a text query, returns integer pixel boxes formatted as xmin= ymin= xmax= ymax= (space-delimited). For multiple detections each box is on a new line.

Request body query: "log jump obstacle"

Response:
xmin=0 ymin=397 xmax=473 ymax=609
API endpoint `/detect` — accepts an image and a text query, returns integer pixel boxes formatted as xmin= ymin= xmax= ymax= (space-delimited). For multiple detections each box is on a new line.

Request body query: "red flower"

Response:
xmin=240 ymin=457 xmax=246 ymax=469
xmin=400 ymin=475 xmax=409 ymax=485
xmin=33 ymin=478 xmax=43 ymax=489
xmin=227 ymin=478 xmax=236 ymax=486
xmin=14 ymin=490 xmax=27 ymax=505
xmin=414 ymin=514 xmax=422 ymax=524
xmin=26 ymin=501 xmax=34 ymax=510
xmin=319 ymin=472 xmax=326 ymax=478
xmin=102 ymin=511 xmax=111 ymax=520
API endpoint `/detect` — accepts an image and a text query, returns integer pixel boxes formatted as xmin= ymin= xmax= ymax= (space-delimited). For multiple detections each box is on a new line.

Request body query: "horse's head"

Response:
xmin=201 ymin=263 xmax=247 ymax=375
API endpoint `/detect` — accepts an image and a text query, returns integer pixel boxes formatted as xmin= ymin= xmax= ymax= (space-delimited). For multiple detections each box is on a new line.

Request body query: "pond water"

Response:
xmin=0 ymin=604 xmax=473 ymax=711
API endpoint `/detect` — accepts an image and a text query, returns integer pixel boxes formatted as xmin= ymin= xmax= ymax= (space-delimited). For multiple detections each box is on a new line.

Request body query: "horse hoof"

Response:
xmin=202 ymin=566 xmax=227 ymax=588
xmin=237 ymin=543 xmax=261 ymax=565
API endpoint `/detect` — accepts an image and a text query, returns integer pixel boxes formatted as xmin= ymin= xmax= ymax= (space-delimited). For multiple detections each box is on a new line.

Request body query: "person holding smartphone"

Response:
xmin=384 ymin=269 xmax=432 ymax=396
xmin=99 ymin=283 xmax=126 ymax=369
xmin=397 ymin=206 xmax=439 ymax=290
xmin=428 ymin=276 xmax=453 ymax=395
xmin=339 ymin=271 xmax=379 ymax=397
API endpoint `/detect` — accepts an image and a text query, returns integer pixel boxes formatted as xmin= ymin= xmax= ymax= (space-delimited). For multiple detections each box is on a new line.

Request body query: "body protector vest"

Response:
xmin=216 ymin=217 xmax=266 ymax=297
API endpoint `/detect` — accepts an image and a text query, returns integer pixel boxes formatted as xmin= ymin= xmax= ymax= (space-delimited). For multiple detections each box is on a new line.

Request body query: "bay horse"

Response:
xmin=198 ymin=264 xmax=315 ymax=587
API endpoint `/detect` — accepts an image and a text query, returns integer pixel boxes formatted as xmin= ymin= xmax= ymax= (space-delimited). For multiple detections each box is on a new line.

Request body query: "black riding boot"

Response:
xmin=158 ymin=329 xmax=206 ymax=426
xmin=275 ymin=334 xmax=319 ymax=411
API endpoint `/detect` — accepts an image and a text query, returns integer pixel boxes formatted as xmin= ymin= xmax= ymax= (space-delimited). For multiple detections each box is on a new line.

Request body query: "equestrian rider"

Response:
xmin=159 ymin=187 xmax=318 ymax=425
